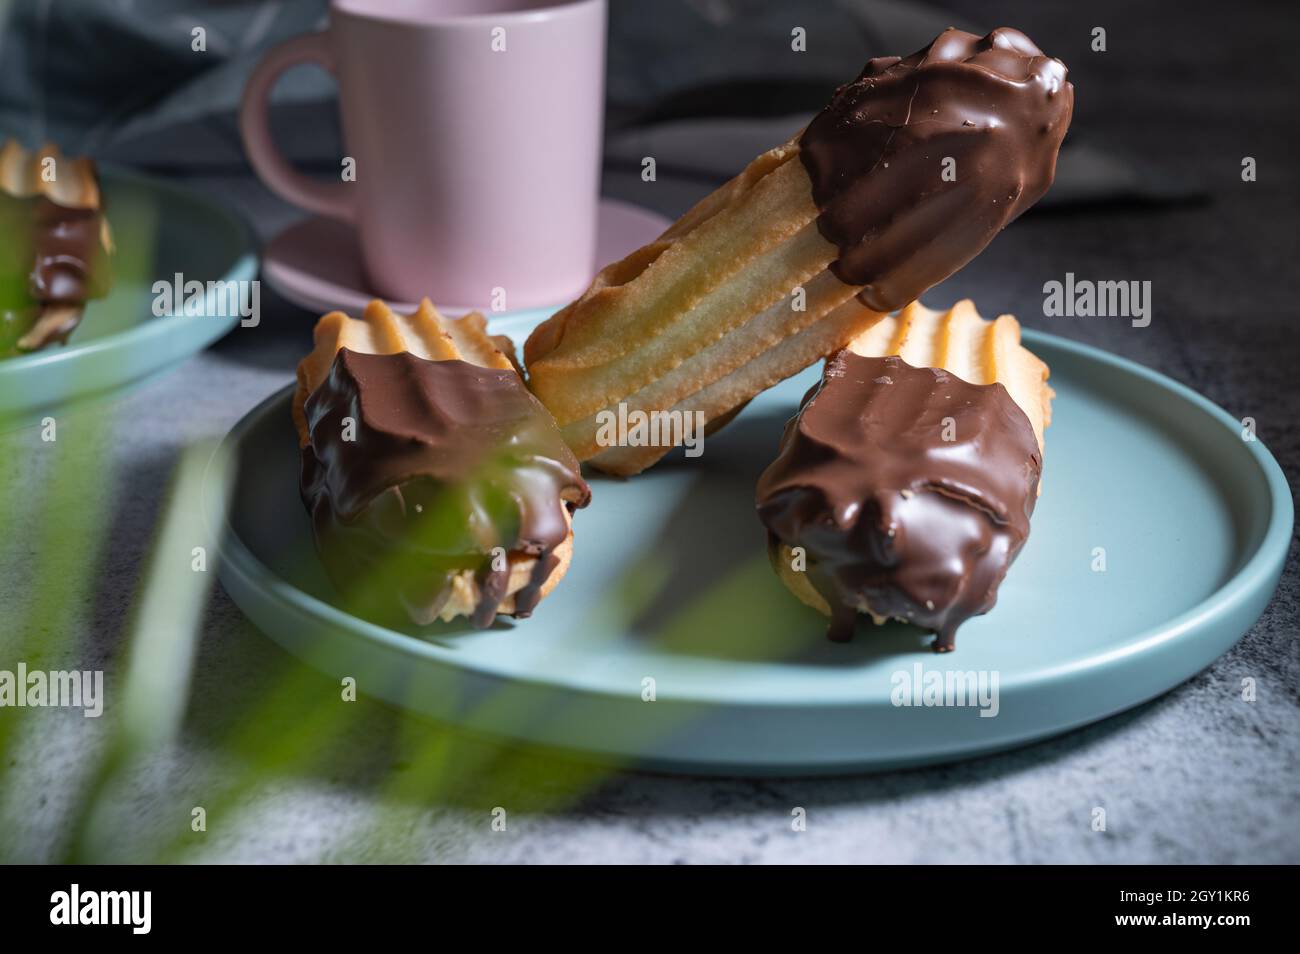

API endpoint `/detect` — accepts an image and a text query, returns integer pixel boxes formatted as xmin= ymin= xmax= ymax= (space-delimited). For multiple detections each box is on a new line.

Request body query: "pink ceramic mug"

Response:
xmin=240 ymin=0 xmax=606 ymax=310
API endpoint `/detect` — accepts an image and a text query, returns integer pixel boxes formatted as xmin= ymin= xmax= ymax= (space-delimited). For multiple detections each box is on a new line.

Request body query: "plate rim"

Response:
xmin=210 ymin=327 xmax=1294 ymax=707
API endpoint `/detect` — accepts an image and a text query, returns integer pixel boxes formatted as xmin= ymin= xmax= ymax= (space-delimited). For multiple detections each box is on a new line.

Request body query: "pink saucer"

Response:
xmin=262 ymin=198 xmax=671 ymax=320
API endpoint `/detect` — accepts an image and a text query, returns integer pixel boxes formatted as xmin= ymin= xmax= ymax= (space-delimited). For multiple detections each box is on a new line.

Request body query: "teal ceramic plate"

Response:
xmin=211 ymin=328 xmax=1292 ymax=775
xmin=0 ymin=166 xmax=257 ymax=423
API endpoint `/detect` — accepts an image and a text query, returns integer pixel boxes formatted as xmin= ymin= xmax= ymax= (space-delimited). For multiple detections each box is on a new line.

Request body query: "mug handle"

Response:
xmin=239 ymin=32 xmax=354 ymax=223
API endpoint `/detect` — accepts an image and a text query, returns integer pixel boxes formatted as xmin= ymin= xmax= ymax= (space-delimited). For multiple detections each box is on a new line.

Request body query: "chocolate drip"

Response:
xmin=512 ymin=551 xmax=560 ymax=619
xmin=0 ymin=192 xmax=111 ymax=353
xmin=300 ymin=350 xmax=590 ymax=628
xmin=756 ymin=353 xmax=1041 ymax=650
xmin=798 ymin=27 xmax=1073 ymax=312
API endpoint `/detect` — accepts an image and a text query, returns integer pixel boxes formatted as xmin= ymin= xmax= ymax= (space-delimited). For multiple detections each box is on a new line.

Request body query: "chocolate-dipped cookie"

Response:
xmin=300 ymin=348 xmax=589 ymax=628
xmin=757 ymin=302 xmax=1051 ymax=650
xmin=524 ymin=26 xmax=1071 ymax=476
xmin=0 ymin=140 xmax=113 ymax=355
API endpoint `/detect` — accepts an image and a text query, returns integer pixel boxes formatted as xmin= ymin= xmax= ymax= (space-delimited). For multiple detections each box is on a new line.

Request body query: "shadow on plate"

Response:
xmin=605 ymin=408 xmax=936 ymax=664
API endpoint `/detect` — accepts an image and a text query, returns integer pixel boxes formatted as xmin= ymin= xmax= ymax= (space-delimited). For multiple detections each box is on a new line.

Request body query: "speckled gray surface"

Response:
xmin=1 ymin=0 xmax=1298 ymax=863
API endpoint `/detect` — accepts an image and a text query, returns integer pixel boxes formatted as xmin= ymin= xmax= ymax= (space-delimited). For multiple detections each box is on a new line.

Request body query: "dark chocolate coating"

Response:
xmin=799 ymin=27 xmax=1073 ymax=312
xmin=755 ymin=353 xmax=1041 ymax=650
xmin=300 ymin=350 xmax=590 ymax=628
xmin=30 ymin=196 xmax=110 ymax=304
xmin=0 ymin=191 xmax=111 ymax=352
